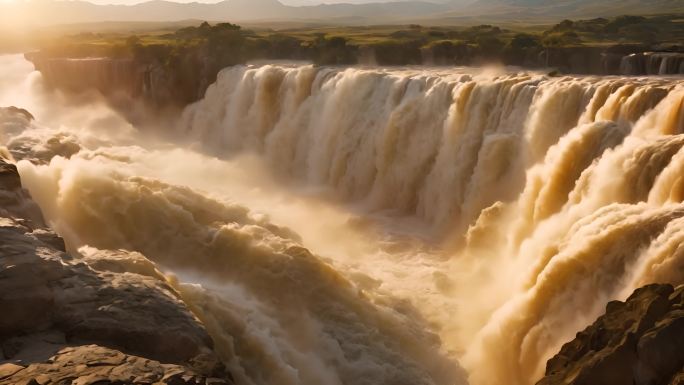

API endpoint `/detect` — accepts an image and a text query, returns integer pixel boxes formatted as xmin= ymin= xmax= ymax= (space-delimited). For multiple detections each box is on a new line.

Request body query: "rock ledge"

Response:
xmin=538 ymin=283 xmax=684 ymax=385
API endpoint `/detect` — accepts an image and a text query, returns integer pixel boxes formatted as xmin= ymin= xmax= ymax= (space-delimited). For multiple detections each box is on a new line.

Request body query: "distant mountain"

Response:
xmin=275 ymin=0 xmax=467 ymax=4
xmin=467 ymin=0 xmax=684 ymax=18
xmin=1 ymin=0 xmax=455 ymax=28
xmin=1 ymin=0 xmax=682 ymax=28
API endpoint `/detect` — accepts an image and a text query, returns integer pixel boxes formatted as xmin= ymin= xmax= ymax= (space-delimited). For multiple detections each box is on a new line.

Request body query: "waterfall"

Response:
xmin=620 ymin=52 xmax=684 ymax=76
xmin=4 ymin=55 xmax=684 ymax=385
xmin=182 ymin=65 xmax=680 ymax=238
xmin=180 ymin=64 xmax=684 ymax=385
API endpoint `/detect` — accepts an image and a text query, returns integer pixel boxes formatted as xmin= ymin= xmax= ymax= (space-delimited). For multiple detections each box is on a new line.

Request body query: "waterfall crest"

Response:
xmin=183 ymin=66 xmax=681 ymax=238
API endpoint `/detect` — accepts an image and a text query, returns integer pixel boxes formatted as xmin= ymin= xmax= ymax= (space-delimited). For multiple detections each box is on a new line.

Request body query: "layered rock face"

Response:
xmin=24 ymin=47 xmax=684 ymax=118
xmin=620 ymin=52 xmax=684 ymax=75
xmin=26 ymin=52 xmax=217 ymax=108
xmin=538 ymin=284 xmax=684 ymax=385
xmin=24 ymin=56 xmax=143 ymax=96
xmin=0 ymin=107 xmax=231 ymax=385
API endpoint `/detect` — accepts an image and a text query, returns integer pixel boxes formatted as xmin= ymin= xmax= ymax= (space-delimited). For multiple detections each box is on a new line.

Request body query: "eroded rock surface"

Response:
xmin=538 ymin=283 xmax=684 ymax=385
xmin=0 ymin=345 xmax=230 ymax=385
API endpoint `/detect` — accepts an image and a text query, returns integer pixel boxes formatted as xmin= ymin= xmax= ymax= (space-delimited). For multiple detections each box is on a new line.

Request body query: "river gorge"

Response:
xmin=1 ymin=53 xmax=684 ymax=385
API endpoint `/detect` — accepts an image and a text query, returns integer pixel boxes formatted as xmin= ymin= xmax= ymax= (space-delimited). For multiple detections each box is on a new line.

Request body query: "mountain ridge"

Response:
xmin=467 ymin=0 xmax=684 ymax=18
xmin=1 ymin=0 xmax=682 ymax=28
xmin=1 ymin=0 xmax=453 ymax=27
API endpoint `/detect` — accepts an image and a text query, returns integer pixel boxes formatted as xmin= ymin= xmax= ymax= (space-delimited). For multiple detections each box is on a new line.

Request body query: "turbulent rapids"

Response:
xmin=2 ymin=54 xmax=684 ymax=385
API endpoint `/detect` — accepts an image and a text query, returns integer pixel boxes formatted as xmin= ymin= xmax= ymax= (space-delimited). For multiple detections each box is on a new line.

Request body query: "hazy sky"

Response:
xmin=84 ymin=0 xmax=398 ymax=4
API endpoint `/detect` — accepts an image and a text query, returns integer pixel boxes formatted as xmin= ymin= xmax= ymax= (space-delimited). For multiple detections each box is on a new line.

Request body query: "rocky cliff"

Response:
xmin=620 ymin=52 xmax=684 ymax=76
xmin=23 ymin=56 xmax=143 ymax=96
xmin=25 ymin=53 xmax=214 ymax=109
xmin=538 ymin=283 xmax=684 ymax=385
xmin=0 ymin=107 xmax=232 ymax=385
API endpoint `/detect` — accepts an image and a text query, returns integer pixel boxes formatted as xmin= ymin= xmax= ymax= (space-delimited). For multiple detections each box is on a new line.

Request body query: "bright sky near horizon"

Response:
xmin=82 ymin=0 xmax=397 ymax=4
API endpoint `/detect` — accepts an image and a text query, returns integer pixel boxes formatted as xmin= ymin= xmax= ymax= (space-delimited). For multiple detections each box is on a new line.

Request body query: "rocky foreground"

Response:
xmin=0 ymin=107 xmax=231 ymax=385
xmin=538 ymin=283 xmax=684 ymax=385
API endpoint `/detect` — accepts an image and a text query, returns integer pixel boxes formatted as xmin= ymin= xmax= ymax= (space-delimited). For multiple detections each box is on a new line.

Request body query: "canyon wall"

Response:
xmin=25 ymin=47 xmax=684 ymax=112
xmin=26 ymin=52 xmax=216 ymax=108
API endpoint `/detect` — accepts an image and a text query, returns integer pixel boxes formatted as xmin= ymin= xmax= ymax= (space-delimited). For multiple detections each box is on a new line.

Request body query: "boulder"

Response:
xmin=0 ymin=106 xmax=34 ymax=144
xmin=0 ymin=159 xmax=21 ymax=191
xmin=538 ymin=284 xmax=684 ymax=385
xmin=2 ymin=107 xmax=33 ymax=122
xmin=0 ymin=216 xmax=220 ymax=369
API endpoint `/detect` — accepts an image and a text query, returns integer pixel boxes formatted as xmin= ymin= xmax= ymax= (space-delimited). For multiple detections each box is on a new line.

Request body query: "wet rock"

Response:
xmin=2 ymin=107 xmax=33 ymax=122
xmin=0 ymin=107 xmax=35 ymax=145
xmin=0 ymin=159 xmax=21 ymax=191
xmin=538 ymin=283 xmax=684 ymax=385
xmin=9 ymin=132 xmax=83 ymax=165
xmin=0 ymin=214 xmax=216 ymax=365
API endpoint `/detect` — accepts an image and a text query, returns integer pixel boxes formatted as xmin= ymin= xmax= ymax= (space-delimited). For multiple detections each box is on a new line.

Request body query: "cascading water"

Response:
xmin=182 ymin=66 xmax=679 ymax=240
xmin=2 ymin=54 xmax=684 ymax=385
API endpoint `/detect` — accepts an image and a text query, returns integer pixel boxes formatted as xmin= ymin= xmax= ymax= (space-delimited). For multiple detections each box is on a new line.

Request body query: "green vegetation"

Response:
xmin=37 ymin=13 xmax=684 ymax=68
xmin=545 ymin=14 xmax=684 ymax=46
xmin=24 ymin=13 xmax=683 ymax=107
